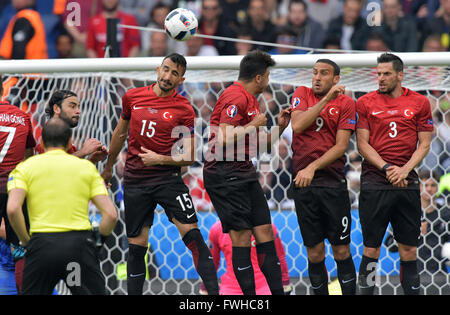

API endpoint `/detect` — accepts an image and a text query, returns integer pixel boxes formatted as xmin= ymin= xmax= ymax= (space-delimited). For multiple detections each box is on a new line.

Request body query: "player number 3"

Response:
xmin=388 ymin=121 xmax=397 ymax=138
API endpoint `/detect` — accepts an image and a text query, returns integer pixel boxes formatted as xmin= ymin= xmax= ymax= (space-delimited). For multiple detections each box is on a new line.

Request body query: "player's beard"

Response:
xmin=378 ymin=78 xmax=398 ymax=94
xmin=158 ymin=79 xmax=174 ymax=92
xmin=59 ymin=112 xmax=79 ymax=128
xmin=313 ymin=81 xmax=332 ymax=97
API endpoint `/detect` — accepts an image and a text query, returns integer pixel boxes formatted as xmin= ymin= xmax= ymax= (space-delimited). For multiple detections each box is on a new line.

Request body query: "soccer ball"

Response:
xmin=164 ymin=8 xmax=198 ymax=41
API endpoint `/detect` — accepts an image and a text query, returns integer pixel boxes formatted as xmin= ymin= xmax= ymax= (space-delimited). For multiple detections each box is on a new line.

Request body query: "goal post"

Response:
xmin=1 ymin=53 xmax=449 ymax=295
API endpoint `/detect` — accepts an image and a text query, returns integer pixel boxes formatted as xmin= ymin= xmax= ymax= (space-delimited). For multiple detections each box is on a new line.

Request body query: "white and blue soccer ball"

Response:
xmin=164 ymin=8 xmax=198 ymax=41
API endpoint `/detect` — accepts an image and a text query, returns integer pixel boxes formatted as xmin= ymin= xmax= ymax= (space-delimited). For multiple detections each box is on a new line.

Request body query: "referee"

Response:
xmin=7 ymin=118 xmax=118 ymax=295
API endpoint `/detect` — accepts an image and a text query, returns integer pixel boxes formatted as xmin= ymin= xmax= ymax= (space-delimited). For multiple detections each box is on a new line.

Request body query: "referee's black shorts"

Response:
xmin=22 ymin=230 xmax=105 ymax=295
xmin=358 ymin=189 xmax=421 ymax=248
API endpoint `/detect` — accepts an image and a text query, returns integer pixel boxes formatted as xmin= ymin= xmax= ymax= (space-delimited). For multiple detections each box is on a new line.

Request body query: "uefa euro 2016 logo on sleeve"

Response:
xmin=291 ymin=97 xmax=300 ymax=109
xmin=226 ymin=105 xmax=238 ymax=118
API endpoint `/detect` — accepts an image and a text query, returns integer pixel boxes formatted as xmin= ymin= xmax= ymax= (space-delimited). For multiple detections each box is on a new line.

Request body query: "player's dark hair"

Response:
xmin=45 ymin=90 xmax=77 ymax=118
xmin=163 ymin=53 xmax=187 ymax=75
xmin=238 ymin=49 xmax=276 ymax=81
xmin=377 ymin=52 xmax=403 ymax=73
xmin=42 ymin=118 xmax=72 ymax=149
xmin=0 ymin=74 xmax=3 ymax=96
xmin=315 ymin=59 xmax=340 ymax=76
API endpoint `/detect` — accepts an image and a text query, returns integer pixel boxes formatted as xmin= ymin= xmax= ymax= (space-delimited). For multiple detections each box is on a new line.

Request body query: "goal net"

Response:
xmin=1 ymin=53 xmax=449 ymax=295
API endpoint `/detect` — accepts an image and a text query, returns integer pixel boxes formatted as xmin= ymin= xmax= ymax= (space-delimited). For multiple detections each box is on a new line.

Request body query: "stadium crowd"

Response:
xmin=0 ymin=0 xmax=449 ymax=60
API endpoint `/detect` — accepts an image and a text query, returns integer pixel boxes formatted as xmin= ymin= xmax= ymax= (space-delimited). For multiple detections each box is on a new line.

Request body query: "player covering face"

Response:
xmin=290 ymin=59 xmax=357 ymax=295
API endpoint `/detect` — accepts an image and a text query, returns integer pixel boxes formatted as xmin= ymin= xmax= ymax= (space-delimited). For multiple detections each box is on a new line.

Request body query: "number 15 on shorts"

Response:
xmin=176 ymin=193 xmax=193 ymax=212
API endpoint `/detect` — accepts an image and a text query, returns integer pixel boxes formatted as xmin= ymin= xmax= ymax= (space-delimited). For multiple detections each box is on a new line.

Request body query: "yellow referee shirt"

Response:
xmin=7 ymin=149 xmax=108 ymax=234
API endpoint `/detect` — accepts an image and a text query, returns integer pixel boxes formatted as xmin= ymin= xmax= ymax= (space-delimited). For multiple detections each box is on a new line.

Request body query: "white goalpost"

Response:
xmin=0 ymin=53 xmax=449 ymax=295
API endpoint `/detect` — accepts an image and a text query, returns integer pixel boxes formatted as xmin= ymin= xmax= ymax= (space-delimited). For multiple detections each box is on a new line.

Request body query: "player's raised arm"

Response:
xmin=218 ymin=113 xmax=267 ymax=146
xmin=291 ymin=86 xmax=345 ymax=134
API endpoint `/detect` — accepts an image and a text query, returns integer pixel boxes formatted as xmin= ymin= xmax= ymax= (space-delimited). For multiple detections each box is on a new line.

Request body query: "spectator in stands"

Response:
xmin=141 ymin=3 xmax=186 ymax=56
xmin=409 ymin=0 xmax=441 ymax=34
xmin=86 ymin=0 xmax=141 ymax=58
xmin=174 ymin=0 xmax=203 ymax=17
xmin=219 ymin=0 xmax=250 ymax=33
xmin=365 ymin=32 xmax=389 ymax=51
xmin=370 ymin=0 xmax=419 ymax=52
xmin=268 ymin=25 xmax=305 ymax=55
xmin=140 ymin=31 xmax=168 ymax=57
xmin=241 ymin=0 xmax=277 ymax=52
xmin=234 ymin=27 xmax=253 ymax=55
xmin=265 ymin=0 xmax=289 ymax=26
xmin=422 ymin=33 xmax=446 ymax=51
xmin=198 ymin=0 xmax=237 ymax=55
xmin=322 ymin=36 xmax=341 ymax=51
xmin=326 ymin=0 xmax=370 ymax=50
xmin=56 ymin=32 xmax=74 ymax=58
xmin=120 ymin=0 xmax=161 ymax=26
xmin=282 ymin=0 xmax=325 ymax=49
xmin=185 ymin=35 xmax=219 ymax=56
xmin=63 ymin=0 xmax=102 ymax=58
xmin=422 ymin=0 xmax=450 ymax=51
xmin=0 ymin=0 xmax=48 ymax=59
xmin=385 ymin=171 xmax=450 ymax=281
xmin=304 ymin=0 xmax=342 ymax=31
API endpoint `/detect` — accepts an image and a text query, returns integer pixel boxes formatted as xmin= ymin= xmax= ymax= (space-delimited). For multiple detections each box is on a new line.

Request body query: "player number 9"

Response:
xmin=315 ymin=117 xmax=324 ymax=132
xmin=342 ymin=216 xmax=349 ymax=233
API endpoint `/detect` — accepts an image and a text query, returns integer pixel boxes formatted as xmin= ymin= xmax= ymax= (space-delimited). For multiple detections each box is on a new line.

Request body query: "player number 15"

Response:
xmin=140 ymin=120 xmax=156 ymax=138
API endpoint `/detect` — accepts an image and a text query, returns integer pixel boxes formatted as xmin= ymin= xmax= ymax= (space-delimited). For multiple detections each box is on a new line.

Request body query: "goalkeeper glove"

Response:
xmin=10 ymin=243 xmax=26 ymax=262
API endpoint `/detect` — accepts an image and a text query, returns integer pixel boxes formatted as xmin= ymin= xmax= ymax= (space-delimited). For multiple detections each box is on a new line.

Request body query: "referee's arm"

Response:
xmin=91 ymin=194 xmax=118 ymax=236
xmin=6 ymin=188 xmax=29 ymax=245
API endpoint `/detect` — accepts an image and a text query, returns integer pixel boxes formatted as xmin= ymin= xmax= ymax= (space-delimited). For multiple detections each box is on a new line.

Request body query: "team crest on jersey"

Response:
xmin=291 ymin=97 xmax=301 ymax=109
xmin=226 ymin=105 xmax=238 ymax=118
xmin=162 ymin=111 xmax=173 ymax=121
xmin=328 ymin=107 xmax=339 ymax=116
xmin=403 ymin=109 xmax=415 ymax=119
